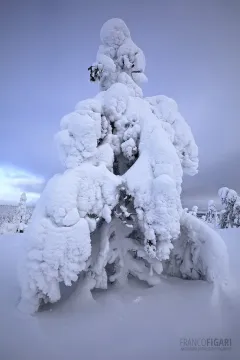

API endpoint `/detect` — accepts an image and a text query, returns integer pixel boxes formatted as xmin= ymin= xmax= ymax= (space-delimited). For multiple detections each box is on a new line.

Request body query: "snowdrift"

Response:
xmin=0 ymin=230 xmax=239 ymax=360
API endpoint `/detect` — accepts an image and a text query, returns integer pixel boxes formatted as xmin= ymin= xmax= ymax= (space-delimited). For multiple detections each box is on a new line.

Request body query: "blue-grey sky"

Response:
xmin=0 ymin=0 xmax=239 ymax=207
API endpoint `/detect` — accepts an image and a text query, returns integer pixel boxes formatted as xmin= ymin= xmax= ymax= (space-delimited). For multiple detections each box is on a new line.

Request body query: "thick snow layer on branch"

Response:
xmin=18 ymin=177 xmax=91 ymax=313
xmin=146 ymin=95 xmax=198 ymax=175
xmin=56 ymin=98 xmax=103 ymax=168
xmin=124 ymin=97 xmax=183 ymax=258
xmin=100 ymin=18 xmax=130 ymax=47
xmin=90 ymin=18 xmax=147 ymax=91
xmin=165 ymin=213 xmax=229 ymax=288
xmin=19 ymin=164 xmax=121 ymax=313
xmin=46 ymin=165 xmax=121 ymax=222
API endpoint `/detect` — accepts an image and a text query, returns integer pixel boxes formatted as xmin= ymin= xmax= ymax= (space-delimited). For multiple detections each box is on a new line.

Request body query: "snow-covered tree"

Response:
xmin=218 ymin=187 xmax=238 ymax=228
xmin=205 ymin=200 xmax=217 ymax=227
xmin=226 ymin=190 xmax=238 ymax=227
xmin=189 ymin=205 xmax=198 ymax=217
xmin=13 ymin=193 xmax=27 ymax=233
xmin=18 ymin=19 xmax=229 ymax=314
xmin=25 ymin=206 xmax=33 ymax=225
xmin=0 ymin=205 xmax=15 ymax=234
xmin=0 ymin=196 xmax=28 ymax=234
xmin=219 ymin=210 xmax=228 ymax=229
xmin=233 ymin=199 xmax=240 ymax=227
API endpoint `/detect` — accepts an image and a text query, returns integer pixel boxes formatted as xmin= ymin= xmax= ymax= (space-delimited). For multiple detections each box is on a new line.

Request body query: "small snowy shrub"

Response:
xmin=19 ymin=18 xmax=229 ymax=313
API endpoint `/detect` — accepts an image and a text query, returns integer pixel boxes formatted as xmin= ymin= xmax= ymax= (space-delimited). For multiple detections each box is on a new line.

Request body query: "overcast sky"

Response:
xmin=0 ymin=0 xmax=239 ymax=207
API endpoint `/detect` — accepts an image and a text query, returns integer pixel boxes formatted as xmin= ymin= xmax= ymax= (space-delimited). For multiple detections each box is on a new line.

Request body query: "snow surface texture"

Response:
xmin=1 ymin=233 xmax=239 ymax=360
xmin=19 ymin=18 xmax=229 ymax=313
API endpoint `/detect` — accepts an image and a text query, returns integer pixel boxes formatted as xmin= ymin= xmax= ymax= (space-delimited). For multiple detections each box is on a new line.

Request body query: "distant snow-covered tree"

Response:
xmin=205 ymin=200 xmax=217 ymax=227
xmin=218 ymin=187 xmax=238 ymax=228
xmin=14 ymin=193 xmax=27 ymax=233
xmin=0 ymin=219 xmax=14 ymax=235
xmin=19 ymin=18 xmax=229 ymax=314
xmin=219 ymin=210 xmax=229 ymax=229
xmin=0 ymin=205 xmax=15 ymax=234
xmin=226 ymin=190 xmax=238 ymax=227
xmin=189 ymin=205 xmax=198 ymax=217
xmin=0 ymin=200 xmax=33 ymax=235
xmin=0 ymin=205 xmax=15 ymax=226
xmin=233 ymin=199 xmax=240 ymax=228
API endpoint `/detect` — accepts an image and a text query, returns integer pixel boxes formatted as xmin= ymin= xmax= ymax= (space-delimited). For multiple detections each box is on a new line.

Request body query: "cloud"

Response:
xmin=182 ymin=151 xmax=240 ymax=209
xmin=0 ymin=164 xmax=45 ymax=204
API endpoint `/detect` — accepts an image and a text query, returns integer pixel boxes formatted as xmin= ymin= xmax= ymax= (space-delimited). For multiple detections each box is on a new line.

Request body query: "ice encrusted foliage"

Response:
xmin=19 ymin=18 xmax=229 ymax=313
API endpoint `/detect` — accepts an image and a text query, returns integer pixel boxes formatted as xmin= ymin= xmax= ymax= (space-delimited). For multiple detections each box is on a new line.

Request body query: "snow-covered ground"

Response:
xmin=0 ymin=230 xmax=239 ymax=360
